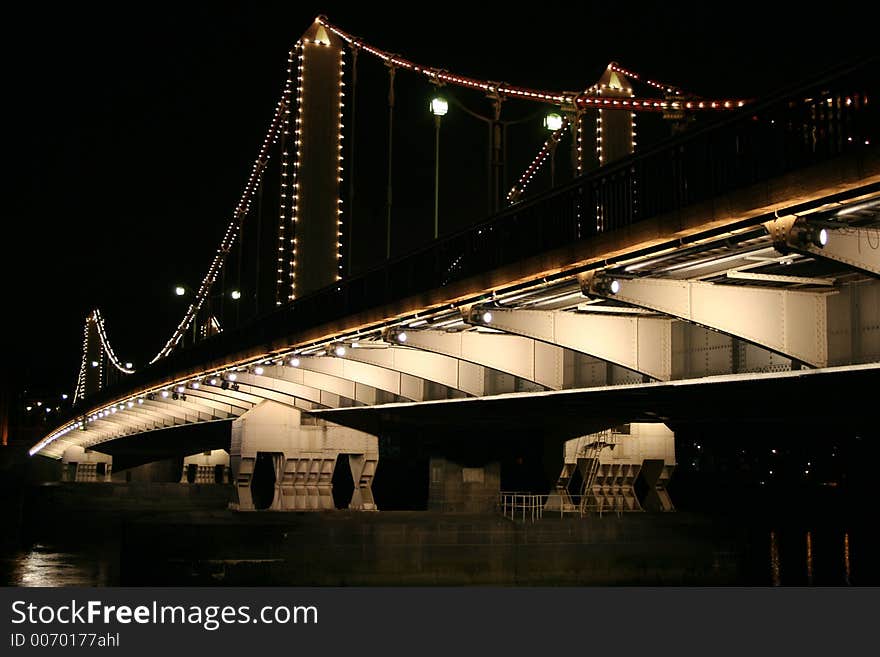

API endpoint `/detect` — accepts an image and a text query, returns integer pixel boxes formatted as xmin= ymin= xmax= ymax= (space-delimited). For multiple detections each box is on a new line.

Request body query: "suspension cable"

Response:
xmin=507 ymin=116 xmax=571 ymax=202
xmin=92 ymin=309 xmax=134 ymax=374
xmin=148 ymin=90 xmax=291 ymax=364
xmin=607 ymin=62 xmax=685 ymax=95
xmin=72 ymin=316 xmax=90 ymax=404
xmin=317 ymin=17 xmax=749 ymax=112
xmin=113 ymin=19 xmax=753 ymax=370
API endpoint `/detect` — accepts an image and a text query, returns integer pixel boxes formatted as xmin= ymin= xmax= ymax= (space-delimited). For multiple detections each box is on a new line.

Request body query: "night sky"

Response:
xmin=4 ymin=1 xmax=872 ymax=402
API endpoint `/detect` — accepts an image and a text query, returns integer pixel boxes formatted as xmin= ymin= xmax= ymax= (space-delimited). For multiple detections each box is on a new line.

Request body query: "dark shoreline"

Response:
xmin=2 ymin=481 xmax=875 ymax=586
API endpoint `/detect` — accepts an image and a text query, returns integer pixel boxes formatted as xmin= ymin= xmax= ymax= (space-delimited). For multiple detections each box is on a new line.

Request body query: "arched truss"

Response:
xmin=38 ymin=208 xmax=880 ymax=459
xmin=580 ymin=273 xmax=831 ymax=367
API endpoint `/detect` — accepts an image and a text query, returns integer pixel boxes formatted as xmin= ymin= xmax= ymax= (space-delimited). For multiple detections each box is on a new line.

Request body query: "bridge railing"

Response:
xmin=80 ymin=58 xmax=877 ymax=411
xmin=499 ymin=492 xmax=628 ymax=522
xmin=369 ymin=57 xmax=876 ymax=303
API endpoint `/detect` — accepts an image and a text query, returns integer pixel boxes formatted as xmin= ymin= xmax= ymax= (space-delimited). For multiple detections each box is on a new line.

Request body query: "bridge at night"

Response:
xmin=31 ymin=18 xmax=879 ymax=516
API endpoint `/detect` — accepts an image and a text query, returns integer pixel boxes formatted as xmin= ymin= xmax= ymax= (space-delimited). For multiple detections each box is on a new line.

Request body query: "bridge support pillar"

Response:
xmin=428 ymin=457 xmax=501 ymax=513
xmin=545 ymin=423 xmax=675 ymax=515
xmin=230 ymin=400 xmax=378 ymax=511
xmin=347 ymin=453 xmax=378 ymax=510
xmin=61 ymin=445 xmax=112 ymax=482
xmin=180 ymin=449 xmax=231 ymax=484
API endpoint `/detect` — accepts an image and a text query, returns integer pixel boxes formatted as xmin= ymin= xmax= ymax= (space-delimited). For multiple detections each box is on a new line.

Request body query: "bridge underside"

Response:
xmin=58 ymin=362 xmax=875 ymax=512
xmin=81 ymin=363 xmax=877 ymax=465
xmin=311 ymin=364 xmax=879 ymax=437
xmin=86 ymin=421 xmax=230 ymax=472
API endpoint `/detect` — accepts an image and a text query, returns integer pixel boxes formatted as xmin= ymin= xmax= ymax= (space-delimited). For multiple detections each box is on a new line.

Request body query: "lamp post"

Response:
xmin=208 ymin=287 xmax=243 ymax=334
xmin=173 ymin=284 xmax=199 ymax=345
xmin=175 ymin=284 xmax=241 ymax=344
xmin=429 ymin=95 xmax=448 ymax=240
xmin=544 ymin=112 xmax=564 ymax=188
xmin=229 ymin=288 xmax=242 ymax=329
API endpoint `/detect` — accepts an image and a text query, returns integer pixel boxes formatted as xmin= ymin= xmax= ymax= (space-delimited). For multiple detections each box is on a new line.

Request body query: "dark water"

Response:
xmin=0 ymin=539 xmax=122 ymax=587
xmin=0 ymin=526 xmax=872 ymax=587
xmin=763 ymin=528 xmax=862 ymax=586
xmin=0 ymin=544 xmax=116 ymax=587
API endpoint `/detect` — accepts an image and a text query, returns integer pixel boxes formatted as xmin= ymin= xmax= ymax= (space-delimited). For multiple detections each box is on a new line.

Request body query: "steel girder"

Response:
xmin=466 ymin=307 xmax=673 ymax=381
xmin=581 ymin=273 xmax=830 ymax=367
xmin=766 ymin=217 xmax=880 ymax=277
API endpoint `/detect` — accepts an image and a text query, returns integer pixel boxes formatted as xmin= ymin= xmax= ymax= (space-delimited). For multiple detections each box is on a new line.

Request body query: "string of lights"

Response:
xmin=97 ymin=341 xmax=103 ymax=391
xmin=149 ymin=91 xmax=290 ymax=363
xmin=577 ymin=96 xmax=743 ymax=111
xmin=92 ymin=309 xmax=134 ymax=374
xmin=506 ymin=116 xmax=570 ymax=202
xmin=36 ymin=300 xmax=454 ymax=455
xmin=289 ymin=41 xmax=306 ymax=300
xmin=53 ymin=14 xmax=754 ymax=438
xmin=336 ymin=47 xmax=346 ymax=282
xmin=575 ymin=110 xmax=584 ymax=176
xmin=594 ymin=83 xmax=616 ymax=228
xmin=29 ymin=420 xmax=83 ymax=456
xmin=607 ymin=62 xmax=684 ymax=95
xmin=120 ymin=16 xmax=750 ymax=368
xmin=631 ymin=110 xmax=639 ymax=219
xmin=277 ymin=44 xmax=298 ymax=306
xmin=317 ymin=17 xmax=748 ymax=112
xmin=288 ymin=31 xmax=347 ymax=296
xmin=509 ymin=72 xmax=643 ymax=207
xmin=72 ymin=316 xmax=90 ymax=405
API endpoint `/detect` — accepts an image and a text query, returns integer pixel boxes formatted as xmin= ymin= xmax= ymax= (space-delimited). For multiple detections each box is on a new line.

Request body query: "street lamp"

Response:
xmin=544 ymin=112 xmax=563 ymax=131
xmin=173 ymin=284 xmax=198 ymax=343
xmin=544 ymin=112 xmax=564 ymax=188
xmin=175 ymin=283 xmax=242 ymax=343
xmin=430 ymin=95 xmax=448 ymax=240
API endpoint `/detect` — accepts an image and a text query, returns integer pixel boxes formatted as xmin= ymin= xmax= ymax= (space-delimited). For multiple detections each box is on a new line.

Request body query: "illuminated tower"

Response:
xmin=578 ymin=65 xmax=637 ymax=231
xmin=578 ymin=66 xmax=637 ymax=170
xmin=283 ymin=19 xmax=346 ymax=300
xmin=74 ymin=313 xmax=103 ymax=402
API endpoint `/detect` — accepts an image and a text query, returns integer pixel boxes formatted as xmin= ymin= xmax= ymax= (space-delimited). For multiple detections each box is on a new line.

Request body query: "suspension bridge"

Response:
xmin=30 ymin=17 xmax=879 ymax=513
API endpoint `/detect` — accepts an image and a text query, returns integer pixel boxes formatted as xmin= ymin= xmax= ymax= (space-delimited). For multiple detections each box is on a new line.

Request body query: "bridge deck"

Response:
xmin=35 ymin=57 xmax=880 ymax=457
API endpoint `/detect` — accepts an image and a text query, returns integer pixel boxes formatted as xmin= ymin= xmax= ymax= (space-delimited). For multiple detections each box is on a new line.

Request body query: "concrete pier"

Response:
xmin=61 ymin=446 xmax=112 ymax=482
xmin=230 ymin=400 xmax=378 ymax=511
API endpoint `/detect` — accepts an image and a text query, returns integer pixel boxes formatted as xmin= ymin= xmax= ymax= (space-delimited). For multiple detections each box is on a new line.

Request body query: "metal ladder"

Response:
xmin=577 ymin=430 xmax=615 ymax=517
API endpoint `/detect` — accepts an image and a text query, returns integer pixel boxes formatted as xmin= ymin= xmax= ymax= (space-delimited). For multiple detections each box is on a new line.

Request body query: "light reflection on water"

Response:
xmin=769 ymin=530 xmax=781 ymax=586
xmin=0 ymin=529 xmax=868 ymax=586
xmin=2 ymin=544 xmax=115 ymax=587
xmin=806 ymin=531 xmax=813 ymax=585
xmin=763 ymin=529 xmax=861 ymax=586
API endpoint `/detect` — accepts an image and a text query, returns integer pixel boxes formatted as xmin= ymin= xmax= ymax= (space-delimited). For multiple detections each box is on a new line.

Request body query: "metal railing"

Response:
xmin=499 ymin=491 xmax=630 ymax=522
xmin=500 ymin=492 xmax=551 ymax=522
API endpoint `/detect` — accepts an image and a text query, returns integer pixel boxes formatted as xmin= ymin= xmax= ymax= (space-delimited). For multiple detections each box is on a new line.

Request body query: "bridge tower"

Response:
xmin=74 ymin=312 xmax=103 ymax=402
xmin=577 ymin=65 xmax=637 ymax=231
xmin=586 ymin=65 xmax=636 ymax=168
xmin=282 ymin=19 xmax=347 ymax=299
